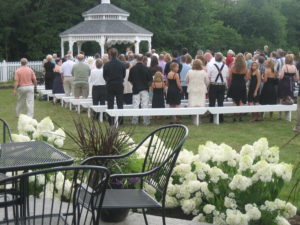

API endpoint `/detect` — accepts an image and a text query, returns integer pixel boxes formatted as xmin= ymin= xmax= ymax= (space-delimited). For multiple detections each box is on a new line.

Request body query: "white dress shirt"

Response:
xmin=61 ymin=60 xmax=75 ymax=77
xmin=89 ymin=68 xmax=106 ymax=86
xmin=207 ymin=61 xmax=229 ymax=84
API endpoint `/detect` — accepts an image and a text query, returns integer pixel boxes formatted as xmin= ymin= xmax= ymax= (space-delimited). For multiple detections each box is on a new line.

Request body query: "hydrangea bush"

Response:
xmin=136 ymin=137 xmax=297 ymax=225
xmin=12 ymin=114 xmax=66 ymax=148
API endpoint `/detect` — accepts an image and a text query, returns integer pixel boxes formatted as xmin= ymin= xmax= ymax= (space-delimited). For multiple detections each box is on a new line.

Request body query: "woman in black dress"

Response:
xmin=260 ymin=59 xmax=278 ymax=120
xmin=247 ymin=61 xmax=261 ymax=121
xmin=44 ymin=55 xmax=55 ymax=90
xmin=167 ymin=62 xmax=182 ymax=123
xmin=228 ymin=53 xmax=248 ymax=121
xmin=52 ymin=58 xmax=64 ymax=94
xmin=152 ymin=72 xmax=165 ymax=109
xmin=278 ymin=54 xmax=299 ymax=103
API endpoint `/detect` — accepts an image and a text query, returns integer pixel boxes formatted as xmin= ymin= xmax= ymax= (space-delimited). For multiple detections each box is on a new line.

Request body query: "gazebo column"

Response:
xmin=148 ymin=40 xmax=152 ymax=52
xmin=61 ymin=39 xmax=65 ymax=57
xmin=77 ymin=42 xmax=83 ymax=54
xmin=68 ymin=39 xmax=75 ymax=55
xmin=97 ymin=37 xmax=106 ymax=57
xmin=135 ymin=40 xmax=140 ymax=54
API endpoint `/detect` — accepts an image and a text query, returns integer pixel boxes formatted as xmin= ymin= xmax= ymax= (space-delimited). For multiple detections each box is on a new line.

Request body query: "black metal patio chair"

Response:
xmin=0 ymin=118 xmax=12 ymax=144
xmin=81 ymin=124 xmax=189 ymax=225
xmin=0 ymin=166 xmax=110 ymax=225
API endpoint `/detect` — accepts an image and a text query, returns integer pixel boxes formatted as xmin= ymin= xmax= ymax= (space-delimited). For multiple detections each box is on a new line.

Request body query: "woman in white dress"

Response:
xmin=185 ymin=59 xmax=210 ymax=124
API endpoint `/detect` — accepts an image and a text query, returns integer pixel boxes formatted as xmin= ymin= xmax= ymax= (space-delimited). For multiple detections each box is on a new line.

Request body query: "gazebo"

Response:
xmin=60 ymin=0 xmax=153 ymax=57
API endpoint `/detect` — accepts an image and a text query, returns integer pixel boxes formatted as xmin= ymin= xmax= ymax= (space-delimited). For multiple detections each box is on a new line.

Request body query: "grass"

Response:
xmin=0 ymin=88 xmax=299 ymax=209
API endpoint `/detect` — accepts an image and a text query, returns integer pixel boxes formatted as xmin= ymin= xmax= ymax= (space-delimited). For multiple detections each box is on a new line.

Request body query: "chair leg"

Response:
xmin=142 ymin=208 xmax=149 ymax=225
xmin=161 ymin=207 xmax=166 ymax=225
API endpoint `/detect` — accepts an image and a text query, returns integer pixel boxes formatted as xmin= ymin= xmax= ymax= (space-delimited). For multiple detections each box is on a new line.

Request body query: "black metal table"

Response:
xmin=0 ymin=141 xmax=74 ymax=222
xmin=0 ymin=141 xmax=74 ymax=173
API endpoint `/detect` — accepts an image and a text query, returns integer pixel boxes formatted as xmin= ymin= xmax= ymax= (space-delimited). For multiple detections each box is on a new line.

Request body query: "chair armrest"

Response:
xmin=80 ymin=142 xmax=145 ymax=165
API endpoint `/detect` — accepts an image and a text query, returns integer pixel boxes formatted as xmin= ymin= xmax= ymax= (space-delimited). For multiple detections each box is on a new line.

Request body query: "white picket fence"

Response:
xmin=0 ymin=60 xmax=43 ymax=82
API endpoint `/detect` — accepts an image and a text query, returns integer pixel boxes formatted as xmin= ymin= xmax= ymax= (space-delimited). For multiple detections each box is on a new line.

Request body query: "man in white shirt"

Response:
xmin=61 ymin=54 xmax=75 ymax=96
xmin=207 ymin=52 xmax=229 ymax=123
xmin=204 ymin=52 xmax=216 ymax=71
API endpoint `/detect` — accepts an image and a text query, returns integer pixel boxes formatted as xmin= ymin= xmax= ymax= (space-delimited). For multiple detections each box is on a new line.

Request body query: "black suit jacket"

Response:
xmin=103 ymin=58 xmax=126 ymax=87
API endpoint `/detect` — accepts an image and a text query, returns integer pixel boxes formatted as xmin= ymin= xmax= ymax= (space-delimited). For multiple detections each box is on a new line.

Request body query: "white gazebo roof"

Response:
xmin=60 ymin=0 xmax=153 ymax=56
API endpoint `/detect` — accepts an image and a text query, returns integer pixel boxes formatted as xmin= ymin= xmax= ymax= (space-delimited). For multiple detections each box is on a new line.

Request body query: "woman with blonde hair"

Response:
xmin=260 ymin=58 xmax=278 ymax=119
xmin=186 ymin=59 xmax=209 ymax=125
xmin=152 ymin=72 xmax=165 ymax=109
xmin=228 ymin=53 xmax=248 ymax=121
xmin=278 ymin=54 xmax=299 ymax=104
xmin=167 ymin=62 xmax=182 ymax=123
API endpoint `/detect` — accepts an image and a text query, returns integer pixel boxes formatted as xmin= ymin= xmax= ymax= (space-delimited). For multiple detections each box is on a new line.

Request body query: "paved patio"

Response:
xmin=100 ymin=212 xmax=211 ymax=225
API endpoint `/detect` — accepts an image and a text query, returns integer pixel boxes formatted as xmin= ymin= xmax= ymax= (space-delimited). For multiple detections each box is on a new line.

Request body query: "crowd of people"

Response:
xmin=14 ymin=46 xmax=300 ymax=126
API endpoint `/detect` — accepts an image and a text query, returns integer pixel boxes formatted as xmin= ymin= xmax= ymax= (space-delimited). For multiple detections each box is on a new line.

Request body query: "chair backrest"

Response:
xmin=0 ymin=166 xmax=110 ymax=225
xmin=140 ymin=124 xmax=188 ymax=197
xmin=0 ymin=118 xmax=12 ymax=143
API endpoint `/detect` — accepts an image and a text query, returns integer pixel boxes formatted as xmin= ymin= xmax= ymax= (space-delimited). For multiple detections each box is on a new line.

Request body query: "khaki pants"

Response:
xmin=74 ymin=83 xmax=89 ymax=98
xmin=132 ymin=90 xmax=150 ymax=125
xmin=16 ymin=85 xmax=34 ymax=118
xmin=63 ymin=76 xmax=74 ymax=96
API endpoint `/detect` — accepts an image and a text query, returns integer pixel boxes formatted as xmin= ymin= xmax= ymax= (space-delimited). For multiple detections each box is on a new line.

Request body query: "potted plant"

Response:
xmin=63 ymin=117 xmax=142 ymax=222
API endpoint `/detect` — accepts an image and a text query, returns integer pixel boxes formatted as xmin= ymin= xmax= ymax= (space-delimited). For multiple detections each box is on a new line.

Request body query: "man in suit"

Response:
xmin=103 ymin=48 xmax=126 ymax=125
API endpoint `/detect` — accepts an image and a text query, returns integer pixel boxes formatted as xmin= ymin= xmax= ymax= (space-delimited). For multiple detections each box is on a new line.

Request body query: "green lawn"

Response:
xmin=0 ymin=88 xmax=299 ymax=209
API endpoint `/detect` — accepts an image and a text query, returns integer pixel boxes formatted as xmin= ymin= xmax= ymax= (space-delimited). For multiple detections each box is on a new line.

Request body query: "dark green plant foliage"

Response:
xmin=0 ymin=0 xmax=299 ymax=61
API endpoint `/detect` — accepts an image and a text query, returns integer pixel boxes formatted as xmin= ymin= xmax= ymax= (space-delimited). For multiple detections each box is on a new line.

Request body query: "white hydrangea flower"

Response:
xmin=240 ymin=144 xmax=256 ymax=160
xmin=144 ymin=183 xmax=156 ymax=197
xmin=224 ymin=196 xmax=237 ymax=209
xmin=272 ymin=163 xmax=293 ymax=182
xmin=198 ymin=144 xmax=213 ymax=163
xmin=36 ymin=174 xmax=46 ymax=186
xmin=203 ymin=204 xmax=216 ymax=214
xmin=11 ymin=134 xmax=31 ymax=142
xmin=167 ymin=183 xmax=177 ymax=196
xmin=37 ymin=117 xmax=55 ymax=134
xmin=275 ymin=216 xmax=291 ymax=225
xmin=194 ymin=161 xmax=210 ymax=180
xmin=245 ymin=204 xmax=261 ymax=220
xmin=173 ymin=164 xmax=192 ymax=177
xmin=192 ymin=213 xmax=205 ymax=222
xmin=183 ymin=172 xmax=197 ymax=182
xmin=208 ymin=167 xmax=228 ymax=183
xmin=239 ymin=155 xmax=254 ymax=172
xmin=199 ymin=182 xmax=214 ymax=199
xmin=253 ymin=138 xmax=269 ymax=157
xmin=229 ymin=174 xmax=252 ymax=191
xmin=181 ymin=199 xmax=197 ymax=215
xmin=177 ymin=149 xmax=195 ymax=164
xmin=186 ymin=180 xmax=201 ymax=194
xmin=40 ymin=183 xmax=54 ymax=199
xmin=175 ymin=184 xmax=191 ymax=200
xmin=54 ymin=138 xmax=64 ymax=148
xmin=63 ymin=180 xmax=72 ymax=199
xmin=18 ymin=114 xmax=33 ymax=132
xmin=225 ymin=209 xmax=249 ymax=225
xmin=251 ymin=160 xmax=273 ymax=183
xmin=282 ymin=202 xmax=297 ymax=219
xmin=213 ymin=212 xmax=227 ymax=225
xmin=165 ymin=195 xmax=179 ymax=208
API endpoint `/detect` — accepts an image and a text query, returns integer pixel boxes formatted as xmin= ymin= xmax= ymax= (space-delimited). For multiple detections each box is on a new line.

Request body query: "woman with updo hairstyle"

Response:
xmin=260 ymin=58 xmax=278 ymax=119
xmin=52 ymin=58 xmax=64 ymax=94
xmin=278 ymin=54 xmax=299 ymax=103
xmin=44 ymin=54 xmax=55 ymax=90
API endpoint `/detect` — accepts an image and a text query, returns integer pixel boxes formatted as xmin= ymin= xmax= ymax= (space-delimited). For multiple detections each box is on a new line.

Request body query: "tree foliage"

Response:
xmin=0 ymin=0 xmax=298 ymax=60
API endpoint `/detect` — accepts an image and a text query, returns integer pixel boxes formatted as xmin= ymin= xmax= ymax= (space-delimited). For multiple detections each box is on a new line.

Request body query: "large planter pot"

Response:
xmin=101 ymin=208 xmax=130 ymax=222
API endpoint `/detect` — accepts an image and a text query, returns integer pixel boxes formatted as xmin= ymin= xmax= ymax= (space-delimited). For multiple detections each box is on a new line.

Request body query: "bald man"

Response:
xmin=72 ymin=54 xmax=90 ymax=98
xmin=13 ymin=58 xmax=37 ymax=118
